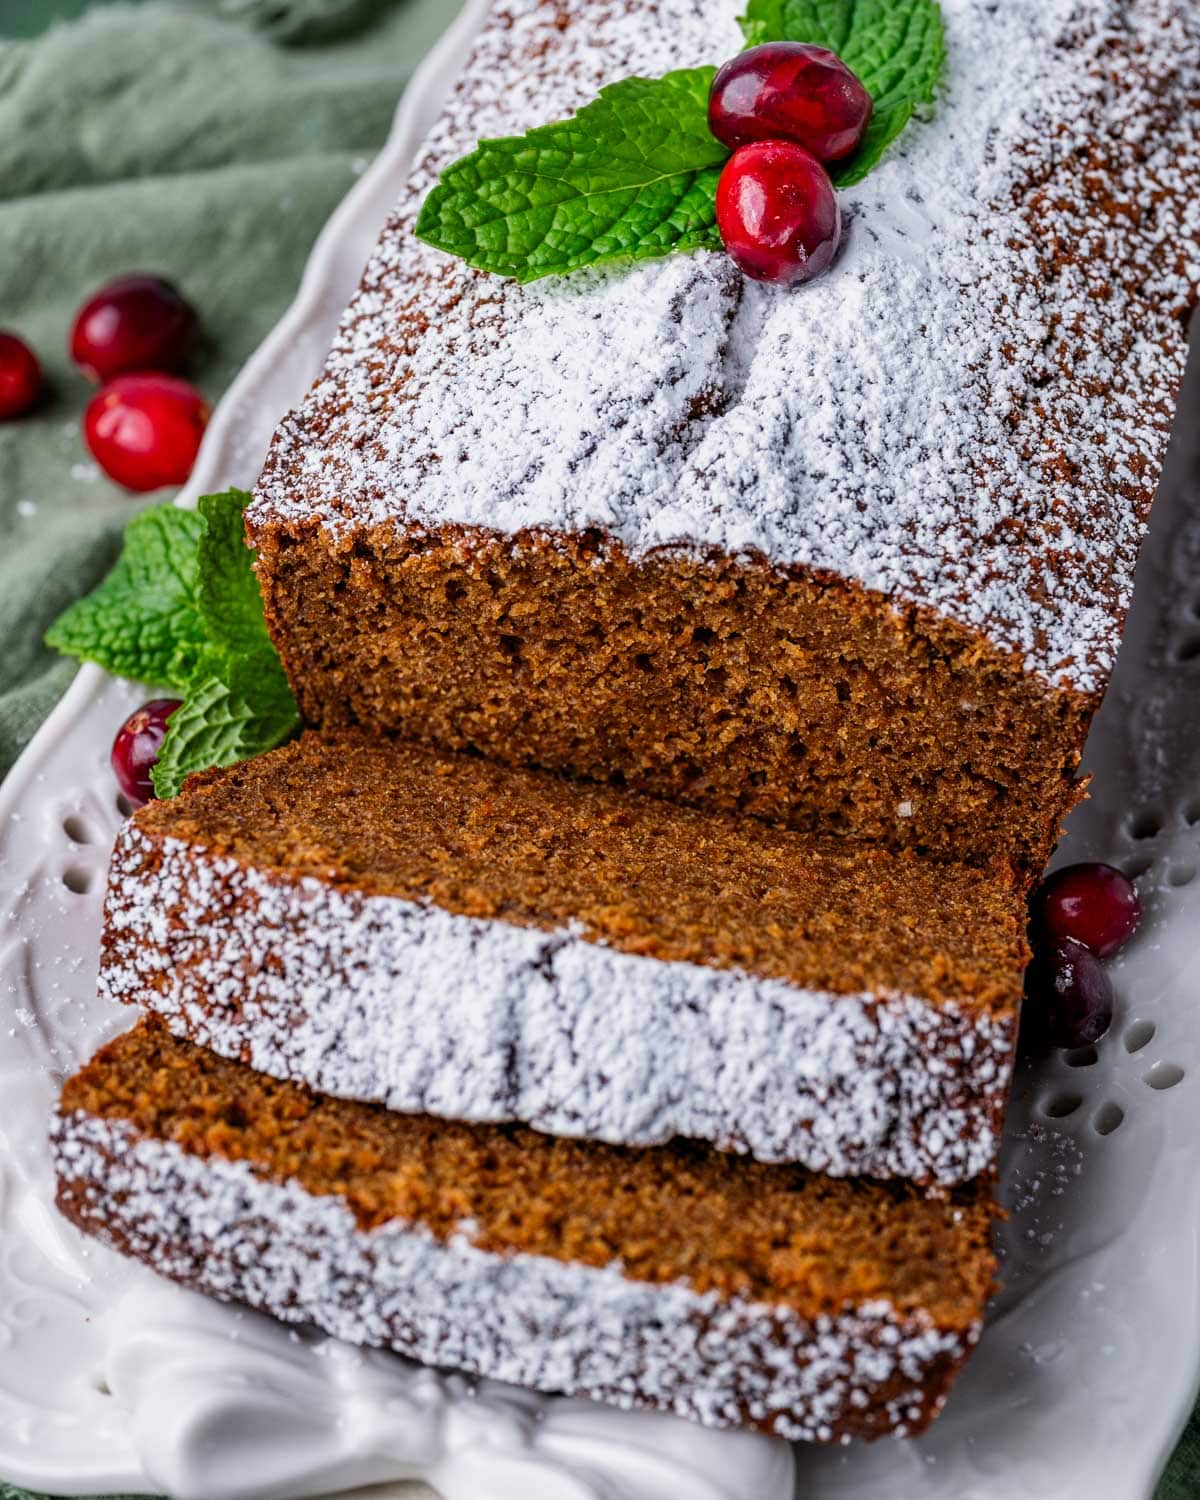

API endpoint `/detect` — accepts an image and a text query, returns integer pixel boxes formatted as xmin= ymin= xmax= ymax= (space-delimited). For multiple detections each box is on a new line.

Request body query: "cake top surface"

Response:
xmin=131 ymin=731 xmax=1027 ymax=1011
xmin=62 ymin=1020 xmax=997 ymax=1325
xmin=250 ymin=0 xmax=1199 ymax=695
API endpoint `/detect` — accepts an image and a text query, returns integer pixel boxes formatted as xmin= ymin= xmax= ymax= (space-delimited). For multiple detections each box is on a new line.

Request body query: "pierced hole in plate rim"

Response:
xmin=1184 ymin=797 xmax=1200 ymax=827
xmin=1144 ymin=1061 xmax=1185 ymax=1091
xmin=115 ymin=793 xmax=134 ymax=819
xmin=1124 ymin=854 xmax=1154 ymax=880
xmin=1092 ymin=1102 xmax=1125 ymax=1137
xmin=1124 ymin=1020 xmax=1156 ymax=1054
xmin=62 ymin=814 xmax=96 ymax=845
xmin=1043 ymin=1092 xmax=1083 ymax=1119
xmin=1168 ymin=863 xmax=1197 ymax=888
xmin=1129 ymin=809 xmax=1164 ymax=841
xmin=1064 ymin=1045 xmax=1099 ymax=1068
xmin=1175 ymin=636 xmax=1200 ymax=665
xmin=62 ymin=867 xmax=93 ymax=895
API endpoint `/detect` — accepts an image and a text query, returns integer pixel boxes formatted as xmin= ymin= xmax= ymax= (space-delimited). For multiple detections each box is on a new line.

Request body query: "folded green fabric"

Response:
xmin=0 ymin=0 xmax=456 ymax=778
xmin=0 ymin=2 xmax=1195 ymax=1498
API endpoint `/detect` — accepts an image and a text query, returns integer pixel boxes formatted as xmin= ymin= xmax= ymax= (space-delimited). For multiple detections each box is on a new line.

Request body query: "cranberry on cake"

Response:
xmin=100 ymin=731 xmax=1028 ymax=1185
xmin=248 ymin=0 xmax=1200 ymax=873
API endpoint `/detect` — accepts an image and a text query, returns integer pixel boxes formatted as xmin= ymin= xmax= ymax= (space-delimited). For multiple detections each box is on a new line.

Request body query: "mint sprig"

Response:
xmin=45 ymin=489 xmax=301 ymax=800
xmin=194 ymin=490 xmax=281 ymax=663
xmin=416 ymin=68 xmax=726 ymax=283
xmin=416 ymin=0 xmax=944 ymax=282
xmin=151 ymin=663 xmax=298 ymax=801
xmin=45 ymin=507 xmax=207 ymax=687
xmin=740 ymin=0 xmax=945 ymax=186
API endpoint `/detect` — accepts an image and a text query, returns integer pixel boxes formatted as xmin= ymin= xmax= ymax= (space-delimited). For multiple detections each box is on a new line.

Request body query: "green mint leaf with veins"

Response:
xmin=195 ymin=488 xmax=279 ymax=660
xmin=415 ymin=67 xmax=727 ymax=283
xmin=738 ymin=0 xmax=945 ymax=185
xmin=152 ymin=490 xmax=301 ymax=796
xmin=46 ymin=486 xmax=301 ymax=798
xmin=834 ymin=98 xmax=914 ymax=186
xmin=151 ymin=653 xmax=299 ymax=799
xmin=44 ymin=505 xmax=207 ymax=689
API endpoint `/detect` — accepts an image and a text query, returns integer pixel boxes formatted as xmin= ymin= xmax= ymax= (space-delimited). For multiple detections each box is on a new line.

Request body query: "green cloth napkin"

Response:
xmin=0 ymin=0 xmax=458 ymax=779
xmin=0 ymin=2 xmax=1196 ymax=1498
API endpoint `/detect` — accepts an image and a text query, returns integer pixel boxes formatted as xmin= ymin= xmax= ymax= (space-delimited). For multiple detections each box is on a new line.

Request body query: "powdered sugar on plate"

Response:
xmin=252 ymin=0 xmax=1200 ymax=696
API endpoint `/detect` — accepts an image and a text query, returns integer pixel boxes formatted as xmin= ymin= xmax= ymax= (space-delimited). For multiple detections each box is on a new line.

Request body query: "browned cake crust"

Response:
xmin=53 ymin=1021 xmax=999 ymax=1442
xmin=100 ymin=730 xmax=1027 ymax=1182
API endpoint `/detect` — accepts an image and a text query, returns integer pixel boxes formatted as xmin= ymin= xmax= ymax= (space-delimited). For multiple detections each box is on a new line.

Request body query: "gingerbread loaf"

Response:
xmin=100 ymin=730 xmax=1028 ymax=1184
xmin=249 ymin=0 xmax=1200 ymax=873
xmin=53 ymin=1021 xmax=998 ymax=1443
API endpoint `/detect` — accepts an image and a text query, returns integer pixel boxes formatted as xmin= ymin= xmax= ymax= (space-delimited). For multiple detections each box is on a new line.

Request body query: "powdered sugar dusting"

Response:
xmin=252 ymin=0 xmax=1200 ymax=695
xmin=53 ymin=1110 xmax=979 ymax=1443
xmin=100 ymin=824 xmax=1015 ymax=1185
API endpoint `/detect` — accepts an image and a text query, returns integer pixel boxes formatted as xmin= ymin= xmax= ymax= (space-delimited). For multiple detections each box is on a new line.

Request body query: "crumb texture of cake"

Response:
xmin=248 ymin=0 xmax=1200 ymax=869
xmin=53 ymin=1022 xmax=998 ymax=1443
xmin=101 ymin=732 xmax=1027 ymax=1184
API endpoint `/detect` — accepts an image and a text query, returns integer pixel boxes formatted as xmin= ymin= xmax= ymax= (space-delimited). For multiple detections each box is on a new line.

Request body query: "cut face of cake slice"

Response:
xmin=248 ymin=0 xmax=1200 ymax=872
xmin=53 ymin=1021 xmax=998 ymax=1443
xmin=100 ymin=731 xmax=1028 ymax=1185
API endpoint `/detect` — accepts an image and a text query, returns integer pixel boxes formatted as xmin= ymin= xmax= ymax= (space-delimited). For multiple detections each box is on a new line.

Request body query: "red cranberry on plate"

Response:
xmin=1026 ymin=937 xmax=1116 ymax=1050
xmin=715 ymin=140 xmax=841 ymax=286
xmin=70 ymin=274 xmax=198 ymax=384
xmin=709 ymin=42 xmax=873 ymax=161
xmin=112 ymin=699 xmax=182 ymax=808
xmin=84 ymin=373 xmax=209 ymax=492
xmin=0 ymin=331 xmax=42 ymax=421
xmin=1036 ymin=861 xmax=1141 ymax=959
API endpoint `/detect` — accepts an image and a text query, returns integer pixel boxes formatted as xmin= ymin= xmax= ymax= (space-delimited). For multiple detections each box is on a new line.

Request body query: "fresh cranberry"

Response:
xmin=715 ymin=141 xmax=841 ymax=286
xmin=112 ymin=699 xmax=182 ymax=807
xmin=84 ymin=373 xmax=209 ymax=492
xmin=0 ymin=331 xmax=42 ymax=420
xmin=1036 ymin=862 xmax=1141 ymax=958
xmin=1026 ymin=938 xmax=1115 ymax=1049
xmin=70 ymin=275 xmax=198 ymax=384
xmin=709 ymin=42 xmax=873 ymax=161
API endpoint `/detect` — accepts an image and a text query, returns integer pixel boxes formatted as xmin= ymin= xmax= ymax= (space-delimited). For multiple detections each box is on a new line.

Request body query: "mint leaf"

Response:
xmin=834 ymin=99 xmax=913 ymax=187
xmin=48 ymin=486 xmax=302 ymax=800
xmin=44 ymin=506 xmax=206 ymax=689
xmin=738 ymin=0 xmax=945 ymax=185
xmin=416 ymin=68 xmax=727 ymax=283
xmin=151 ymin=490 xmax=301 ymax=797
xmin=195 ymin=488 xmax=276 ymax=659
xmin=417 ymin=1 xmax=946 ymax=283
xmin=737 ymin=0 xmax=944 ymax=104
xmin=151 ymin=655 xmax=299 ymax=799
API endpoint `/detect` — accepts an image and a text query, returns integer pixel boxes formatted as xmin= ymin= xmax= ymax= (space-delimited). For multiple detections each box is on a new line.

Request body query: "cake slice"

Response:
xmin=101 ymin=731 xmax=1028 ymax=1185
xmin=53 ymin=1021 xmax=998 ymax=1443
xmin=248 ymin=0 xmax=1200 ymax=872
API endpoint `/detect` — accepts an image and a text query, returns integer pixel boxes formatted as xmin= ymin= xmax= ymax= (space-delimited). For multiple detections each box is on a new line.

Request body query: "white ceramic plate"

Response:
xmin=2 ymin=2 xmax=1199 ymax=1496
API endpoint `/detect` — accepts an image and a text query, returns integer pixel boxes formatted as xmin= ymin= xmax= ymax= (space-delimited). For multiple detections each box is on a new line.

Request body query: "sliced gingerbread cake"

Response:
xmin=249 ymin=0 xmax=1200 ymax=872
xmin=100 ymin=730 xmax=1029 ymax=1185
xmin=53 ymin=1021 xmax=998 ymax=1443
